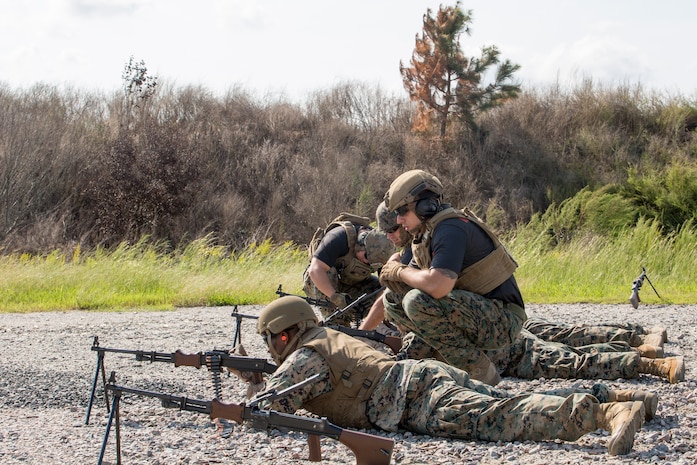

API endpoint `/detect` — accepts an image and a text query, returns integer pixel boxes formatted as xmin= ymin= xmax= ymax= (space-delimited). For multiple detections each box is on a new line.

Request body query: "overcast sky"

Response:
xmin=1 ymin=0 xmax=695 ymax=101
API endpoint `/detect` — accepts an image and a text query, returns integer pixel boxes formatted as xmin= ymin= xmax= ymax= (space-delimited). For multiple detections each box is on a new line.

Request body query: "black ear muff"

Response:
xmin=414 ymin=197 xmax=439 ymax=217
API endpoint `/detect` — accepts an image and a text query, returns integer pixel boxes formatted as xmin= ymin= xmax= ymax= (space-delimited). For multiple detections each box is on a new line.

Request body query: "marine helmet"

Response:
xmin=384 ymin=169 xmax=443 ymax=211
xmin=257 ymin=295 xmax=318 ymax=336
xmin=257 ymin=296 xmax=319 ymax=364
xmin=375 ymin=201 xmax=399 ymax=233
xmin=357 ymin=228 xmax=396 ymax=269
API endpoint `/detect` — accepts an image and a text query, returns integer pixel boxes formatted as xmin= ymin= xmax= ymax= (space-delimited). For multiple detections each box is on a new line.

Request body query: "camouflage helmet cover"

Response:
xmin=257 ymin=296 xmax=318 ymax=335
xmin=375 ymin=201 xmax=398 ymax=233
xmin=358 ymin=229 xmax=396 ymax=269
xmin=384 ymin=169 xmax=443 ymax=211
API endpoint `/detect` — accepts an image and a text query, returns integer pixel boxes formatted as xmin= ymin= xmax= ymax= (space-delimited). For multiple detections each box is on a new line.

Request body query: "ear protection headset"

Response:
xmin=414 ymin=196 xmax=440 ymax=217
xmin=406 ymin=179 xmax=442 ymax=218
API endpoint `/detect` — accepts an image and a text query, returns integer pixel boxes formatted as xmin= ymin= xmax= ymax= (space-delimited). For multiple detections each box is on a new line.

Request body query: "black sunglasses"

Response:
xmin=395 ymin=204 xmax=411 ymax=216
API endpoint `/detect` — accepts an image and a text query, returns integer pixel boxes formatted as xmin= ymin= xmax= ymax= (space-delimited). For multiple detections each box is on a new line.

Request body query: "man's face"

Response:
xmin=386 ymin=227 xmax=403 ymax=246
xmin=355 ymin=248 xmax=369 ymax=264
xmin=396 ymin=206 xmax=422 ymax=233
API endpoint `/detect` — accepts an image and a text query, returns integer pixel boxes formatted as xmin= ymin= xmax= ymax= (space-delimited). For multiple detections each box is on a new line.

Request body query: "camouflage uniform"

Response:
xmin=397 ymin=328 xmax=642 ymax=381
xmin=256 ymin=328 xmax=602 ymax=443
xmin=383 ymin=287 xmax=524 ymax=371
xmin=303 ymin=221 xmax=394 ymax=326
xmin=524 ymin=316 xmax=653 ymax=347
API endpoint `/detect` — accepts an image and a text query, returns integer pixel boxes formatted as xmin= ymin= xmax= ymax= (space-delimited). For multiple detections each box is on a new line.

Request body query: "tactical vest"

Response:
xmin=412 ymin=207 xmax=518 ymax=295
xmin=308 ymin=213 xmax=374 ymax=285
xmin=300 ymin=327 xmax=394 ymax=429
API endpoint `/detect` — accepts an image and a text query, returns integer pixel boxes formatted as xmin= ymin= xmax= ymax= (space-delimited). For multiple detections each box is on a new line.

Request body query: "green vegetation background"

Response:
xmin=0 ymin=79 xmax=696 ymax=312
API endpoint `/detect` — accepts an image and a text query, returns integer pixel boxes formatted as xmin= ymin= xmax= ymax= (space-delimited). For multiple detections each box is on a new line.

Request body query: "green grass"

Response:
xmin=0 ymin=237 xmax=307 ymax=313
xmin=0 ymin=221 xmax=695 ymax=313
xmin=509 ymin=218 xmax=697 ymax=304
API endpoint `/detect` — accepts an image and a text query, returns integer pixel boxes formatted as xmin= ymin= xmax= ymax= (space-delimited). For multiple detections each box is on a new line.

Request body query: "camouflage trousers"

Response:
xmin=383 ymin=288 xmax=525 ymax=369
xmin=400 ymin=360 xmax=598 ymax=442
xmin=302 ymin=266 xmax=382 ymax=326
xmin=397 ymin=328 xmax=641 ymax=381
xmin=485 ymin=328 xmax=642 ymax=380
xmin=524 ymin=317 xmax=646 ymax=347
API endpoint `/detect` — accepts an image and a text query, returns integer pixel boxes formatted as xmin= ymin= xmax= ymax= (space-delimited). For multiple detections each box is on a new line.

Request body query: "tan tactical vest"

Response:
xmin=300 ymin=327 xmax=394 ymax=429
xmin=411 ymin=207 xmax=518 ymax=295
xmin=308 ymin=215 xmax=374 ymax=285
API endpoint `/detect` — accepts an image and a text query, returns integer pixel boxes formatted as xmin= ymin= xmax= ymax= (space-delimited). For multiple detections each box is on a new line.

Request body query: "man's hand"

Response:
xmin=329 ymin=292 xmax=351 ymax=309
xmin=226 ymin=344 xmax=264 ymax=385
xmin=379 ymin=261 xmax=407 ymax=283
xmin=380 ymin=261 xmax=411 ymax=294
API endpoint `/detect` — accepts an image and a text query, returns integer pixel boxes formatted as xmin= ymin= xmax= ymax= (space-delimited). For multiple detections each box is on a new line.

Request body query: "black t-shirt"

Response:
xmin=411 ymin=217 xmax=524 ymax=307
xmin=313 ymin=226 xmax=351 ymax=267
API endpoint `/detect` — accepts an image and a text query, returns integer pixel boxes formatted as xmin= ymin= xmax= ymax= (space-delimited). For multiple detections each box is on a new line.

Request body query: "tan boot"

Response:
xmin=648 ymin=326 xmax=668 ymax=344
xmin=635 ymin=343 xmax=664 ymax=359
xmin=607 ymin=389 xmax=658 ymax=421
xmin=466 ymin=352 xmax=501 ymax=386
xmin=594 ymin=401 xmax=645 ymax=456
xmin=638 ymin=356 xmax=685 ymax=384
xmin=641 ymin=333 xmax=665 ymax=348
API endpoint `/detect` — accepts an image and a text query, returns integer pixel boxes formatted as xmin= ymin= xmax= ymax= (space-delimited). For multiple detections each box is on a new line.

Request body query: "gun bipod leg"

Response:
xmin=85 ymin=351 xmax=110 ymax=425
xmin=97 ymin=390 xmax=122 ymax=465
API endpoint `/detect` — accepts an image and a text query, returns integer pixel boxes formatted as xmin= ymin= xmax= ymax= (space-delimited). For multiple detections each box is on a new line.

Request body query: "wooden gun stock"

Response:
xmin=338 ymin=428 xmax=394 ymax=465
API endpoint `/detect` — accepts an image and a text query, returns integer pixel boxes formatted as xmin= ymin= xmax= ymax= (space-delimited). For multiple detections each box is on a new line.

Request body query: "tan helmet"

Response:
xmin=257 ymin=296 xmax=318 ymax=336
xmin=384 ymin=169 xmax=443 ymax=211
xmin=375 ymin=201 xmax=399 ymax=233
xmin=358 ymin=229 xmax=396 ymax=269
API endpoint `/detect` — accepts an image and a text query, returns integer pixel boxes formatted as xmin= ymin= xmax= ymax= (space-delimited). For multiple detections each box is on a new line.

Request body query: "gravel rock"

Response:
xmin=0 ymin=303 xmax=695 ymax=464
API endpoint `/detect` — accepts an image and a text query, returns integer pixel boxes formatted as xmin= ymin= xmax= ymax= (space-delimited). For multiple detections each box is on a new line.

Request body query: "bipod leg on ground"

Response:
xmin=97 ymin=390 xmax=122 ymax=465
xmin=85 ymin=343 xmax=110 ymax=425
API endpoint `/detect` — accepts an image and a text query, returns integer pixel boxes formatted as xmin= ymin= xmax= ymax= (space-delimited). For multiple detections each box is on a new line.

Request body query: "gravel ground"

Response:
xmin=0 ymin=302 xmax=695 ymax=465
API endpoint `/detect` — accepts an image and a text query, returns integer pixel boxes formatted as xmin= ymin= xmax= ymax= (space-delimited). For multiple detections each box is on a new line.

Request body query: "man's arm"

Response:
xmin=255 ymin=348 xmax=332 ymax=413
xmin=399 ymin=266 xmax=456 ymax=299
xmin=307 ymin=257 xmax=336 ymax=298
xmin=358 ymin=289 xmax=386 ymax=330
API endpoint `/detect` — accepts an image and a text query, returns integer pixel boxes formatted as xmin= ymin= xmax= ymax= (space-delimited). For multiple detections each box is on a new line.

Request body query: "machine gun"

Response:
xmin=275 ymin=284 xmax=334 ymax=308
xmin=321 ymin=286 xmax=386 ymax=325
xmin=85 ymin=336 xmax=277 ymax=424
xmin=231 ymin=292 xmax=402 ymax=355
xmin=275 ymin=284 xmax=387 ymax=327
xmin=629 ymin=267 xmax=662 ymax=309
xmin=97 ymin=371 xmax=394 ymax=465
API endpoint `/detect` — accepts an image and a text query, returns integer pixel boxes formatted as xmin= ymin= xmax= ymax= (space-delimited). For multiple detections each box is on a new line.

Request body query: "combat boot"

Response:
xmin=635 ymin=343 xmax=664 ymax=358
xmin=594 ymin=401 xmax=645 ymax=456
xmin=648 ymin=326 xmax=668 ymax=343
xmin=466 ymin=352 xmax=501 ymax=386
xmin=631 ymin=333 xmax=664 ymax=349
xmin=638 ymin=356 xmax=685 ymax=384
xmin=607 ymin=389 xmax=658 ymax=421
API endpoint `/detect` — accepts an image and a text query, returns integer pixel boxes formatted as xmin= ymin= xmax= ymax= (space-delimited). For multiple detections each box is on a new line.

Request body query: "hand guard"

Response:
xmin=226 ymin=344 xmax=265 ymax=385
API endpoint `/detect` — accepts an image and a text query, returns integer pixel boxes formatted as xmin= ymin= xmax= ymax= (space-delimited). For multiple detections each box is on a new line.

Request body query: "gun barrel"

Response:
xmin=104 ymin=378 xmax=393 ymax=465
xmin=105 ymin=383 xmax=211 ymax=415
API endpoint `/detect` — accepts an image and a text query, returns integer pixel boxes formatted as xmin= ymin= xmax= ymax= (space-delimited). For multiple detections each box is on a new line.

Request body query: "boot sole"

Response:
xmin=641 ymin=393 xmax=658 ymax=421
xmin=669 ymin=357 xmax=685 ymax=384
xmin=607 ymin=401 xmax=644 ymax=456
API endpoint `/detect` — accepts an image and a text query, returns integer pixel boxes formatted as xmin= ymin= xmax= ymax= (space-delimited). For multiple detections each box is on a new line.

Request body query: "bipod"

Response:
xmin=85 ymin=336 xmax=110 ymax=425
xmin=230 ymin=305 xmax=260 ymax=351
xmin=96 ymin=371 xmax=123 ymax=465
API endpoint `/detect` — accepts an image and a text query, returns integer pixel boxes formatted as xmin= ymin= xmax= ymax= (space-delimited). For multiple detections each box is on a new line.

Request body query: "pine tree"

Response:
xmin=400 ymin=2 xmax=521 ymax=138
